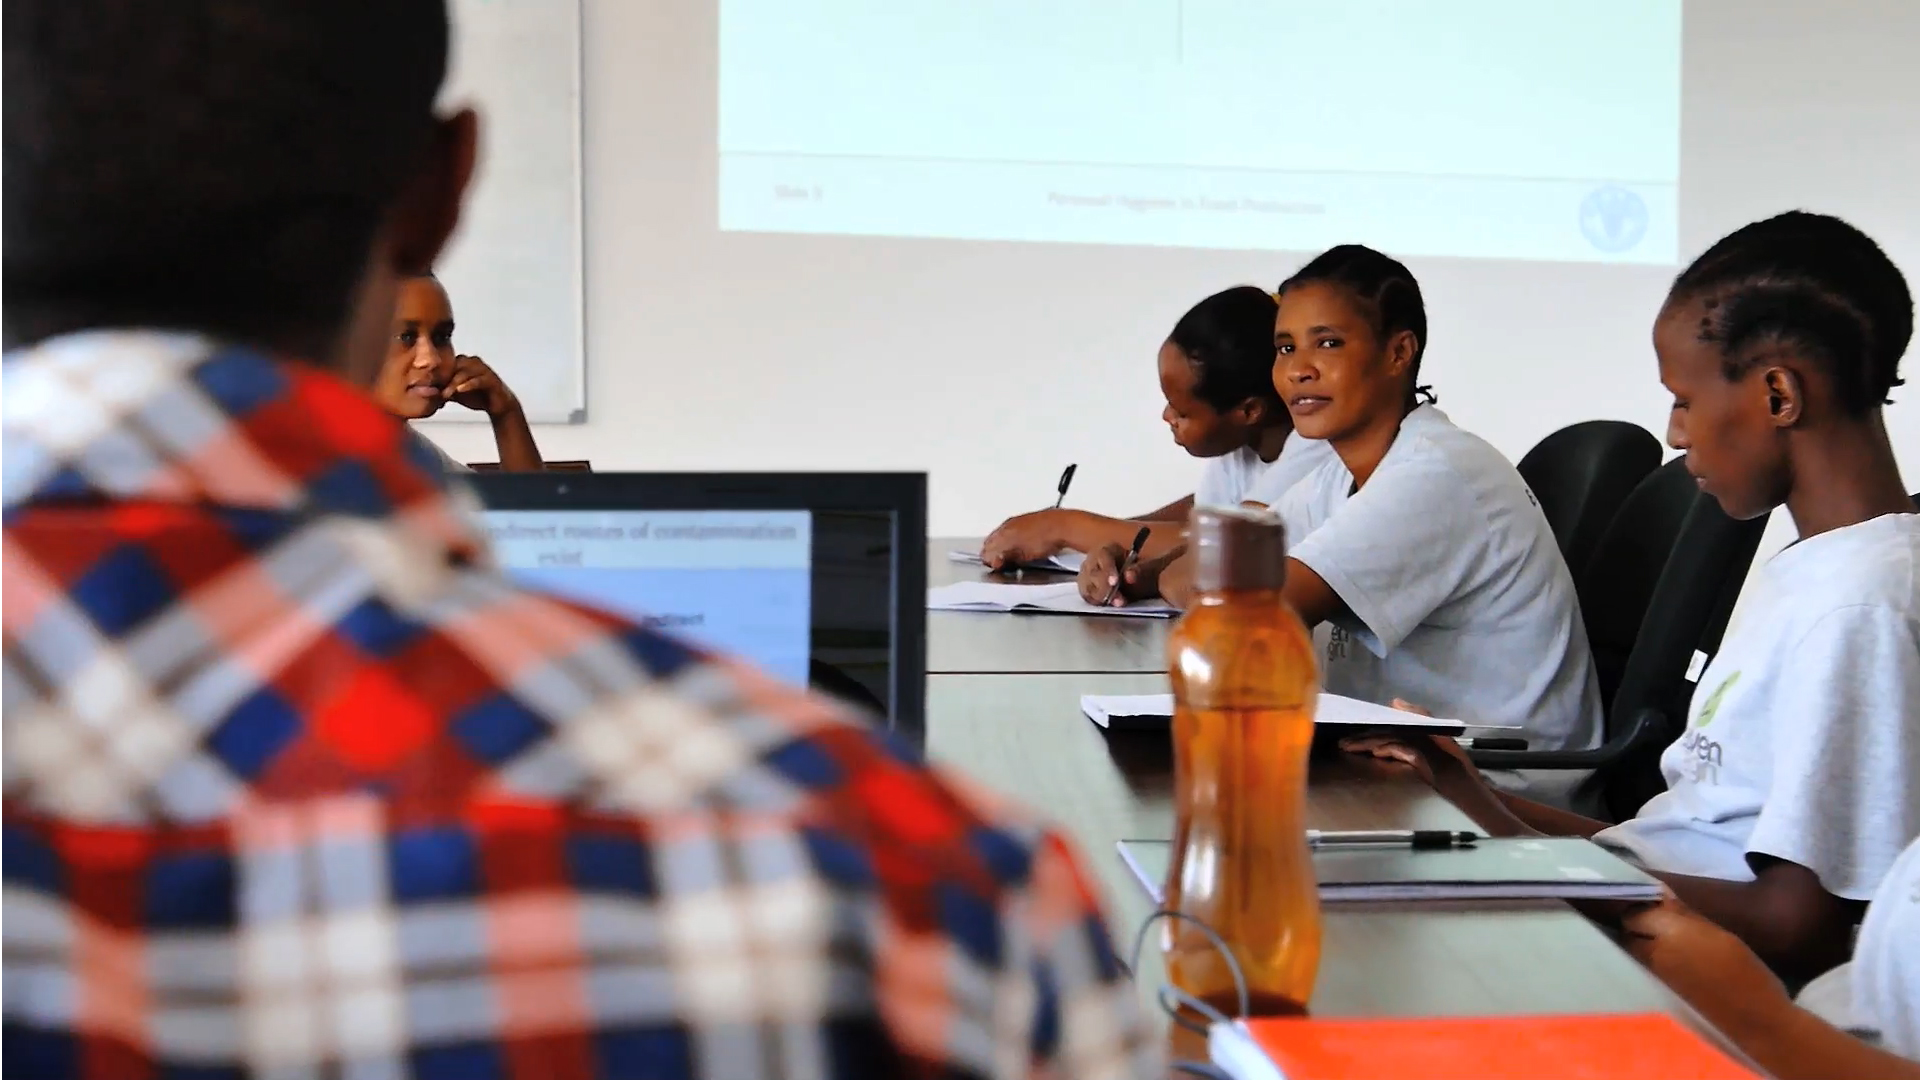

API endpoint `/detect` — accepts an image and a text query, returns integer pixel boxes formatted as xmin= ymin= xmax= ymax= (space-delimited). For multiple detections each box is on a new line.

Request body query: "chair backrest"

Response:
xmin=1582 ymin=459 xmax=1768 ymax=819
xmin=1517 ymin=420 xmax=1663 ymax=574
xmin=1574 ymin=456 xmax=1698 ymax=713
xmin=467 ymin=460 xmax=593 ymax=472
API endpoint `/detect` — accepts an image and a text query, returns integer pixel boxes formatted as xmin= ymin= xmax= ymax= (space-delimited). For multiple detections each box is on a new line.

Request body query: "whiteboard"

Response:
xmin=427 ymin=0 xmax=586 ymax=424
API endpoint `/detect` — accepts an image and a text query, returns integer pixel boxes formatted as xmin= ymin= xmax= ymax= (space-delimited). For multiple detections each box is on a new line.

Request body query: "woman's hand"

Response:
xmin=980 ymin=510 xmax=1076 ymax=571
xmin=1620 ymin=893 xmax=1795 ymax=1041
xmin=1156 ymin=552 xmax=1196 ymax=608
xmin=1078 ymin=542 xmax=1157 ymax=605
xmin=1341 ymin=734 xmax=1445 ymax=787
xmin=444 ymin=354 xmax=521 ymax=419
xmin=1339 ymin=708 xmax=1477 ymax=790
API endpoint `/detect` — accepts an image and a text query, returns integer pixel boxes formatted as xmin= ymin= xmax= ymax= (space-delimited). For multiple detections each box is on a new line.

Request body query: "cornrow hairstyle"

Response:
xmin=1168 ymin=285 xmax=1285 ymax=413
xmin=4 ymin=0 xmax=450 ymax=347
xmin=1277 ymin=244 xmax=1434 ymax=408
xmin=1668 ymin=210 xmax=1912 ymax=415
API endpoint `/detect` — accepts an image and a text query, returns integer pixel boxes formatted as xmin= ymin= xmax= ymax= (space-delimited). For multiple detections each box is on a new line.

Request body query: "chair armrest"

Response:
xmin=1466 ymin=706 xmax=1672 ymax=771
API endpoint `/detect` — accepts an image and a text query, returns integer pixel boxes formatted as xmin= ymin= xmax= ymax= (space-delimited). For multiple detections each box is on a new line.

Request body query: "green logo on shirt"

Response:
xmin=1694 ymin=670 xmax=1741 ymax=728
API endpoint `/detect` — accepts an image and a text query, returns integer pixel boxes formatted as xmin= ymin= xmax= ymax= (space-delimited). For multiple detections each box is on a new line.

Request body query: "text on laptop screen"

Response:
xmin=485 ymin=509 xmax=812 ymax=685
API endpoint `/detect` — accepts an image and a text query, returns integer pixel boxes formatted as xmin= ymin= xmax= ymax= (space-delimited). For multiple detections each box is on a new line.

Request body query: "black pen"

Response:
xmin=1052 ymin=464 xmax=1078 ymax=509
xmin=1454 ymin=736 xmax=1527 ymax=751
xmin=1307 ymin=829 xmax=1480 ymax=850
xmin=995 ymin=463 xmax=1078 ymax=579
xmin=1102 ymin=526 xmax=1151 ymax=606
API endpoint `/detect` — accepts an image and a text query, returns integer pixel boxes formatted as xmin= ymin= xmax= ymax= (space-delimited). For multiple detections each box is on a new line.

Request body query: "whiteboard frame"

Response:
xmin=424 ymin=0 xmax=589 ymax=426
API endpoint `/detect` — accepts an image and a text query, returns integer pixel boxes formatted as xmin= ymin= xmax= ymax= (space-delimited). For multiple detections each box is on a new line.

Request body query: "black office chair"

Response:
xmin=1574 ymin=456 xmax=1701 ymax=714
xmin=1469 ymin=457 xmax=1769 ymax=821
xmin=1516 ymin=420 xmax=1663 ymax=574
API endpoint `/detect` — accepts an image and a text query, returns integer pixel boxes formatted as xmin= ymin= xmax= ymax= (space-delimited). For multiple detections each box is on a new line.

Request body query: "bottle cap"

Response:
xmin=1190 ymin=504 xmax=1289 ymax=592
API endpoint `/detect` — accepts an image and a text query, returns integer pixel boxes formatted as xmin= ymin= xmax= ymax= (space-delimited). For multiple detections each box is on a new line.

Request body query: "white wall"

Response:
xmin=423 ymin=0 xmax=1920 ymax=547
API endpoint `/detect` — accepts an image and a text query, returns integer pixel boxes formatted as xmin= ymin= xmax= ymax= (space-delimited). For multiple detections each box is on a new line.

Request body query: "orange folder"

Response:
xmin=1210 ymin=1012 xmax=1760 ymax=1080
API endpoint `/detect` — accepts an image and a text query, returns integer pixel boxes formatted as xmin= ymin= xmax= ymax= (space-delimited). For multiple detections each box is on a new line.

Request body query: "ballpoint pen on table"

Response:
xmin=1307 ymin=829 xmax=1481 ymax=850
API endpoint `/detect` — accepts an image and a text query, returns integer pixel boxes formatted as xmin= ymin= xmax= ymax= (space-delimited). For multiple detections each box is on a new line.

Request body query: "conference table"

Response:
xmin=924 ymin=541 xmax=1710 ymax=1041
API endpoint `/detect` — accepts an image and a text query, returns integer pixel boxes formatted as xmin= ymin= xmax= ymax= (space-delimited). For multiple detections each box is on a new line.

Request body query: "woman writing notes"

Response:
xmin=1345 ymin=213 xmax=1920 ymax=994
xmin=1088 ymin=245 xmax=1601 ymax=754
xmin=978 ymin=286 xmax=1335 ymax=570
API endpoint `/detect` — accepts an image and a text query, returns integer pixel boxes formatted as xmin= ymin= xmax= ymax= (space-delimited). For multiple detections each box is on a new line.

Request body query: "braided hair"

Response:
xmin=1277 ymin=244 xmax=1433 ymax=408
xmin=1168 ymin=286 xmax=1285 ymax=413
xmin=1668 ymin=211 xmax=1911 ymax=415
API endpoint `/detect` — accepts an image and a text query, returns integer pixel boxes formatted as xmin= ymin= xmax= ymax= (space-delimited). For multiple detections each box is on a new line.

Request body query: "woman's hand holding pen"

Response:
xmin=980 ymin=509 xmax=1079 ymax=571
xmin=1081 ymin=527 xmax=1151 ymax=605
xmin=979 ymin=464 xmax=1083 ymax=571
xmin=1079 ymin=541 xmax=1187 ymax=607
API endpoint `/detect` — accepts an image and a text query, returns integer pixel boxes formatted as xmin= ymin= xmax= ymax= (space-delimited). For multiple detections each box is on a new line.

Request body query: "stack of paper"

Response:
xmin=1080 ymin=691 xmax=1472 ymax=734
xmin=1117 ymin=836 xmax=1665 ymax=904
xmin=927 ymin=581 xmax=1178 ymax=618
xmin=946 ymin=549 xmax=1086 ymax=574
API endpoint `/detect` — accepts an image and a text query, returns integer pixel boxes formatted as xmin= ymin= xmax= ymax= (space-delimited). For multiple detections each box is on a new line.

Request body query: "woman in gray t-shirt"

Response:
xmin=1345 ymin=212 xmax=1920 ymax=989
xmin=368 ymin=272 xmax=544 ymax=473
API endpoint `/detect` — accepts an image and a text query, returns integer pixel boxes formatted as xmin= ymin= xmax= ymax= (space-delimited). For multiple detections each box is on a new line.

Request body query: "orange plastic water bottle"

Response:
xmin=1163 ymin=505 xmax=1322 ymax=1016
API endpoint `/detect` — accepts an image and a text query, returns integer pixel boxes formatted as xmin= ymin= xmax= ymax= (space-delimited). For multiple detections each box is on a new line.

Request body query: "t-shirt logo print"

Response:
xmin=1679 ymin=670 xmax=1739 ymax=785
xmin=1326 ymin=625 xmax=1352 ymax=662
xmin=1693 ymin=671 xmax=1741 ymax=729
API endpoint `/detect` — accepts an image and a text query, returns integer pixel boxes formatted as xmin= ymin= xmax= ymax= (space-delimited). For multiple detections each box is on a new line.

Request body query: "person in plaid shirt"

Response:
xmin=1 ymin=2 xmax=1157 ymax=1077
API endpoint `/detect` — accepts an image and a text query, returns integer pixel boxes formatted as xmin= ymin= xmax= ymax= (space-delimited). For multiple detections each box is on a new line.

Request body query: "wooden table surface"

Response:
xmin=929 ymin=539 xmax=1171 ymax=674
xmin=926 ymin=672 xmax=1690 ymax=1022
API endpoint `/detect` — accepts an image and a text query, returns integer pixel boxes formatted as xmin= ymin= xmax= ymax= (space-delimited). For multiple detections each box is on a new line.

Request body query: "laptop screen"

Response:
xmin=486 ymin=509 xmax=814 ymax=684
xmin=469 ymin=472 xmax=925 ymax=738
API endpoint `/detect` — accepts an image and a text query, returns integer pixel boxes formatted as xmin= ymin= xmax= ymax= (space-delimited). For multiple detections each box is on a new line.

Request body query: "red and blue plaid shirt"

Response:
xmin=1 ymin=331 xmax=1157 ymax=1080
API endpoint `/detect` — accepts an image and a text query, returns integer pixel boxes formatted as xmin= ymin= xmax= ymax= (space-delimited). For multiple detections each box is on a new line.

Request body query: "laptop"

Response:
xmin=470 ymin=472 xmax=927 ymax=741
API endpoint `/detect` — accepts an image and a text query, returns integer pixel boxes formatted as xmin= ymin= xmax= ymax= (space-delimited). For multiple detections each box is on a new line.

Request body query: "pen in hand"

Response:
xmin=1052 ymin=464 xmax=1077 ymax=509
xmin=988 ymin=463 xmax=1079 ymax=578
xmin=1102 ymin=526 xmax=1151 ymax=606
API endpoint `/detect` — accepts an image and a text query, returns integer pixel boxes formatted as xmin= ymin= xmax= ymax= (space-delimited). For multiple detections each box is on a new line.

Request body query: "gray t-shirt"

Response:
xmin=1799 ymin=833 xmax=1920 ymax=1060
xmin=1195 ymin=433 xmax=1341 ymax=510
xmin=1275 ymin=405 xmax=1601 ymax=752
xmin=429 ymin=440 xmax=471 ymax=474
xmin=1595 ymin=513 xmax=1920 ymax=900
xmin=1854 ymin=833 xmax=1920 ymax=1060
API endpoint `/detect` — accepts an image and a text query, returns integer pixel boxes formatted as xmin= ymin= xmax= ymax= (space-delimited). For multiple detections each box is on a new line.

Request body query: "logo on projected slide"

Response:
xmin=1579 ymin=185 xmax=1649 ymax=253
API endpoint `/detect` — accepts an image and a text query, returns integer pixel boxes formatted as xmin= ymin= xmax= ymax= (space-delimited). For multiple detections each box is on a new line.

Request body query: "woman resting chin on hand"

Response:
xmin=370 ymin=272 xmax=544 ymax=474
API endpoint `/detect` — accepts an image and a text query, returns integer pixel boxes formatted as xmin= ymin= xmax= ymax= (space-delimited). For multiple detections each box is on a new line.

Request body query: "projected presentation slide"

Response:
xmin=719 ymin=1 xmax=1680 ymax=264
xmin=486 ymin=510 xmax=813 ymax=685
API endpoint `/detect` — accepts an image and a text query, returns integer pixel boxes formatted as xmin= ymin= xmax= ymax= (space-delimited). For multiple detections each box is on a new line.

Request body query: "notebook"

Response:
xmin=1209 ymin=1013 xmax=1758 ymax=1080
xmin=1117 ymin=836 xmax=1664 ymax=903
xmin=927 ymin=581 xmax=1178 ymax=618
xmin=1081 ymin=691 xmax=1480 ymax=736
xmin=946 ymin=549 xmax=1085 ymax=574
